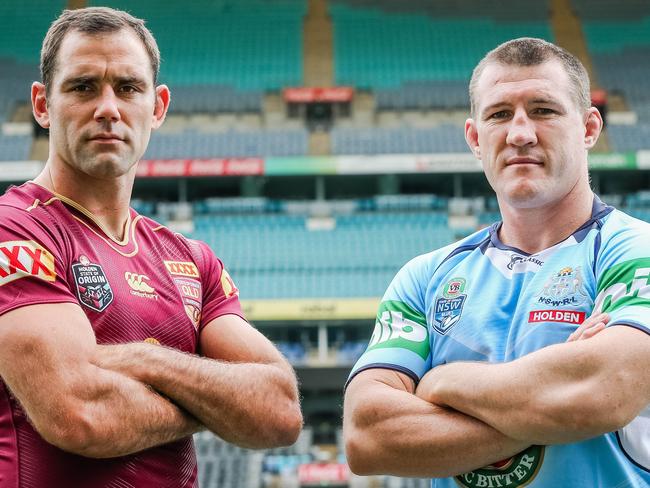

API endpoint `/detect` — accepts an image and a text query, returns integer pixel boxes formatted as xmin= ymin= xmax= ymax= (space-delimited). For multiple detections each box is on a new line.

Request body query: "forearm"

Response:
xmin=344 ymin=378 xmax=528 ymax=477
xmin=427 ymin=335 xmax=645 ymax=444
xmin=96 ymin=343 xmax=301 ymax=449
xmin=67 ymin=364 xmax=203 ymax=458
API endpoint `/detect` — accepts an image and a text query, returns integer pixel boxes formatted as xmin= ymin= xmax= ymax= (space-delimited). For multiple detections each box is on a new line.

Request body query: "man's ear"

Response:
xmin=584 ymin=107 xmax=603 ymax=150
xmin=32 ymin=82 xmax=50 ymax=129
xmin=152 ymin=84 xmax=170 ymax=129
xmin=465 ymin=118 xmax=481 ymax=159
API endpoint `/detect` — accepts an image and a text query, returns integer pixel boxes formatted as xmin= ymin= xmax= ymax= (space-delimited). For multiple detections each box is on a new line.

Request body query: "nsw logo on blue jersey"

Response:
xmin=433 ymin=277 xmax=467 ymax=335
xmin=537 ymin=266 xmax=587 ymax=307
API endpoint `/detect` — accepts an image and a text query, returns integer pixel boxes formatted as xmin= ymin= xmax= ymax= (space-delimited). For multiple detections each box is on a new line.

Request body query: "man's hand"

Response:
xmin=566 ymin=312 xmax=609 ymax=342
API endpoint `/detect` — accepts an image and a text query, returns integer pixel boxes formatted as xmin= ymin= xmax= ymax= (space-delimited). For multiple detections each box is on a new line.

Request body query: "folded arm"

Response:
xmin=94 ymin=314 xmax=302 ymax=449
xmin=0 ymin=303 xmax=202 ymax=459
xmin=343 ymin=368 xmax=529 ymax=478
xmin=421 ymin=325 xmax=650 ymax=444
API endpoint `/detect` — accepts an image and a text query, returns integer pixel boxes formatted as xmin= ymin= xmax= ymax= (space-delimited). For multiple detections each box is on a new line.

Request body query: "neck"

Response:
xmin=497 ymin=184 xmax=594 ymax=254
xmin=33 ymin=160 xmax=135 ymax=241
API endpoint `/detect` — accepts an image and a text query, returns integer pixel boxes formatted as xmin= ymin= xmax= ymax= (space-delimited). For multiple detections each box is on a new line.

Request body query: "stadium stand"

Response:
xmin=4 ymin=2 xmax=650 ymax=486
xmin=331 ymin=1 xmax=552 ymax=91
xmin=195 ymin=431 xmax=265 ymax=488
xmin=574 ymin=1 xmax=650 ymax=151
xmin=190 ymin=199 xmax=454 ymax=300
xmin=92 ymin=0 xmax=306 ymax=91
xmin=331 ymin=125 xmax=468 ymax=154
xmin=0 ymin=2 xmax=63 ymax=123
xmin=0 ymin=134 xmax=32 ymax=161
xmin=144 ymin=128 xmax=309 ymax=158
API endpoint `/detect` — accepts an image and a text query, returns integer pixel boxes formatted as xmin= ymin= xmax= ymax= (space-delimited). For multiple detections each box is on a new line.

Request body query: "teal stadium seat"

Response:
xmin=573 ymin=0 xmax=650 ymax=149
xmin=91 ymin=0 xmax=306 ymax=90
xmin=0 ymin=1 xmax=65 ymax=158
xmin=330 ymin=1 xmax=552 ymax=90
xmin=190 ymin=202 xmax=454 ymax=299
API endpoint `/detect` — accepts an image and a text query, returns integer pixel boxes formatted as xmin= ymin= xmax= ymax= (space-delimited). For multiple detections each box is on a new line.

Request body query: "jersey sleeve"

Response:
xmin=347 ymin=253 xmax=432 ymax=387
xmin=594 ymin=214 xmax=650 ymax=335
xmin=190 ymin=239 xmax=246 ymax=330
xmin=0 ymin=206 xmax=78 ymax=317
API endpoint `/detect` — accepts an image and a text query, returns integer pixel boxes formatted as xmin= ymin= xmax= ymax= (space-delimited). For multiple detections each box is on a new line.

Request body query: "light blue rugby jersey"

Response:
xmin=349 ymin=196 xmax=650 ymax=488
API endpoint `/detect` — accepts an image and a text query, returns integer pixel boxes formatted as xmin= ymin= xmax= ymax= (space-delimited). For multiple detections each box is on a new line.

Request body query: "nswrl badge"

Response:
xmin=433 ymin=277 xmax=467 ymax=335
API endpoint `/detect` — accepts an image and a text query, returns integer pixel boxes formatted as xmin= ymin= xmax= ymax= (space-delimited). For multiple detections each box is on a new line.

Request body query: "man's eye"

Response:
xmin=119 ymin=85 xmax=138 ymax=93
xmin=533 ymin=107 xmax=555 ymax=115
xmin=489 ymin=110 xmax=510 ymax=120
xmin=72 ymin=84 xmax=91 ymax=92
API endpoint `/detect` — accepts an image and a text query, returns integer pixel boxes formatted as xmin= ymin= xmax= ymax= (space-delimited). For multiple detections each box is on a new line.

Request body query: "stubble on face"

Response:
xmin=472 ymin=60 xmax=590 ymax=211
xmin=46 ymin=29 xmax=157 ymax=181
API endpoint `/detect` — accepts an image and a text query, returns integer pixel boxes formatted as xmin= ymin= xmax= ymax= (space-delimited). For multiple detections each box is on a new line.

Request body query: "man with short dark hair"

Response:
xmin=0 ymin=7 xmax=302 ymax=487
xmin=344 ymin=38 xmax=650 ymax=487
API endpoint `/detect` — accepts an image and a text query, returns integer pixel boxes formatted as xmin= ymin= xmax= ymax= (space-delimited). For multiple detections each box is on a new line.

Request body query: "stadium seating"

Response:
xmin=331 ymin=125 xmax=468 ymax=154
xmin=0 ymin=134 xmax=32 ymax=161
xmin=167 ymin=85 xmax=263 ymax=114
xmin=575 ymin=5 xmax=650 ymax=151
xmin=143 ymin=128 xmax=309 ymax=158
xmin=331 ymin=2 xmax=552 ymax=90
xmin=195 ymin=431 xmax=264 ymax=488
xmin=190 ymin=200 xmax=454 ymax=299
xmin=0 ymin=1 xmax=66 ymax=64
xmin=92 ymin=0 xmax=306 ymax=91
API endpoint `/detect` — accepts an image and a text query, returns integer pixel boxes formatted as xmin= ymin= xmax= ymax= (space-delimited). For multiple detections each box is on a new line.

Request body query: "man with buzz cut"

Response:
xmin=0 ymin=7 xmax=302 ymax=487
xmin=344 ymin=38 xmax=650 ymax=487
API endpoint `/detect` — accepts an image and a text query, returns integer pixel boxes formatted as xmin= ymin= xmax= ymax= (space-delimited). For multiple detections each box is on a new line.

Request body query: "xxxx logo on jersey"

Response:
xmin=594 ymin=257 xmax=650 ymax=313
xmin=367 ymin=301 xmax=429 ymax=359
xmin=165 ymin=260 xmax=202 ymax=329
xmin=0 ymin=240 xmax=56 ymax=286
xmin=220 ymin=269 xmax=238 ymax=298
xmin=456 ymin=446 xmax=545 ymax=488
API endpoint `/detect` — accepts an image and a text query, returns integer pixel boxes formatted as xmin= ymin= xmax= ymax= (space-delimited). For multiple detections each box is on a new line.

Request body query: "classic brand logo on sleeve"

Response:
xmin=367 ymin=300 xmax=429 ymax=359
xmin=0 ymin=240 xmax=56 ymax=286
xmin=594 ymin=258 xmax=650 ymax=313
xmin=164 ymin=261 xmax=200 ymax=278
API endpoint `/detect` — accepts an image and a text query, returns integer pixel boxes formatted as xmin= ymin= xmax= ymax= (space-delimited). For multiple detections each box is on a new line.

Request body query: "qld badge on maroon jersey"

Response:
xmin=72 ymin=255 xmax=114 ymax=312
xmin=164 ymin=260 xmax=203 ymax=329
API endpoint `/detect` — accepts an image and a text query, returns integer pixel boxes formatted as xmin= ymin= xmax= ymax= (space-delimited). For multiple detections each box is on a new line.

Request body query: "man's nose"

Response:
xmin=506 ymin=109 xmax=537 ymax=147
xmin=94 ymin=85 xmax=121 ymax=123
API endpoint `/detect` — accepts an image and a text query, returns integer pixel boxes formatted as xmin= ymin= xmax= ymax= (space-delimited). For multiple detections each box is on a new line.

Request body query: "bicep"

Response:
xmin=199 ymin=314 xmax=288 ymax=368
xmin=0 ymin=303 xmax=96 ymax=427
xmin=588 ymin=325 xmax=650 ymax=399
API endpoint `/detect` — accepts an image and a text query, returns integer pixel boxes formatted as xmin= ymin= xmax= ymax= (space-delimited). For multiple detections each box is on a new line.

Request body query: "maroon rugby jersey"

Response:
xmin=0 ymin=182 xmax=244 ymax=488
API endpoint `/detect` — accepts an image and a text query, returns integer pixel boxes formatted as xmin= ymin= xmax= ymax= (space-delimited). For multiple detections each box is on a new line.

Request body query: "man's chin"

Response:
xmin=503 ymin=184 xmax=547 ymax=209
xmin=80 ymin=156 xmax=137 ymax=179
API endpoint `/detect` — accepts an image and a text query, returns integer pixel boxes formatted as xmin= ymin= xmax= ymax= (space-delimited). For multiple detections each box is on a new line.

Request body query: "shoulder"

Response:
xmin=0 ymin=186 xmax=68 ymax=250
xmin=137 ymin=217 xmax=227 ymax=279
xmin=598 ymin=208 xmax=650 ymax=259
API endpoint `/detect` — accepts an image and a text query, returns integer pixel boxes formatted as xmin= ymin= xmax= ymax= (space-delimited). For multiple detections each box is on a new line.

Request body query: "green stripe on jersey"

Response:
xmin=595 ymin=258 xmax=650 ymax=313
xmin=367 ymin=300 xmax=429 ymax=360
